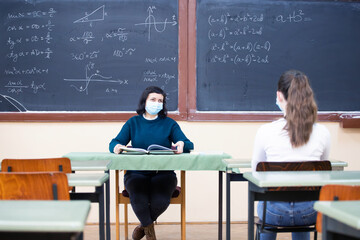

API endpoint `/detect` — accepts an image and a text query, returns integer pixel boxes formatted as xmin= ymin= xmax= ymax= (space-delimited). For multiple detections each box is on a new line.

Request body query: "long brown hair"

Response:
xmin=278 ymin=70 xmax=318 ymax=147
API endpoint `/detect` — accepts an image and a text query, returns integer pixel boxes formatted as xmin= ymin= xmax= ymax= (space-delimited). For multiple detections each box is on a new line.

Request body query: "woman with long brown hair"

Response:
xmin=252 ymin=70 xmax=331 ymax=240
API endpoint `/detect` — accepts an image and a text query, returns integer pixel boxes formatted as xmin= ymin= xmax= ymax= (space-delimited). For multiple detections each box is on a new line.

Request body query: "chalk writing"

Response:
xmin=0 ymin=94 xmax=27 ymax=112
xmin=143 ymin=70 xmax=175 ymax=84
xmin=145 ymin=56 xmax=177 ymax=63
xmin=113 ymin=48 xmax=136 ymax=58
xmin=135 ymin=6 xmax=177 ymax=41
xmin=0 ymin=2 xmax=179 ymax=111
xmin=69 ymin=31 xmax=95 ymax=44
xmin=7 ymin=20 xmax=55 ymax=32
xmin=6 ymin=48 xmax=53 ymax=62
xmin=64 ymin=62 xmax=128 ymax=95
xmin=208 ymin=13 xmax=264 ymax=26
xmin=276 ymin=10 xmax=312 ymax=23
xmin=4 ymin=67 xmax=49 ymax=75
xmin=73 ymin=5 xmax=106 ymax=27
xmin=211 ymin=41 xmax=271 ymax=53
xmin=7 ymin=8 xmax=56 ymax=19
xmin=70 ymin=50 xmax=100 ymax=61
xmin=105 ymin=28 xmax=128 ymax=42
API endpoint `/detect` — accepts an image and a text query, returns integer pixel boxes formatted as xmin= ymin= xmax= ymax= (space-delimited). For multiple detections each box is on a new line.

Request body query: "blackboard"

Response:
xmin=0 ymin=0 xmax=179 ymax=112
xmin=196 ymin=0 xmax=360 ymax=111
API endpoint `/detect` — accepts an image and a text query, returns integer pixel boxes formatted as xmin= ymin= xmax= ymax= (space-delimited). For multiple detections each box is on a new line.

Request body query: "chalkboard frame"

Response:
xmin=187 ymin=0 xmax=360 ymax=124
xmin=0 ymin=0 xmax=189 ymax=122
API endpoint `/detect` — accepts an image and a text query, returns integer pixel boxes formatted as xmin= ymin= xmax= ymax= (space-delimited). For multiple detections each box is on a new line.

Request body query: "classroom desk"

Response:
xmin=314 ymin=201 xmax=360 ymax=240
xmin=222 ymin=159 xmax=348 ymax=240
xmin=70 ymin=160 xmax=111 ymax=240
xmin=64 ymin=152 xmax=231 ymax=240
xmin=0 ymin=160 xmax=111 ymax=240
xmin=0 ymin=200 xmax=90 ymax=240
xmin=67 ymin=172 xmax=109 ymax=240
xmin=243 ymin=171 xmax=360 ymax=240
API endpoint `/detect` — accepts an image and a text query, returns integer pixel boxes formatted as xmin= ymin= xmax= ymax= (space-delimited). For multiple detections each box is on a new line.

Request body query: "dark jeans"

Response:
xmin=124 ymin=170 xmax=177 ymax=227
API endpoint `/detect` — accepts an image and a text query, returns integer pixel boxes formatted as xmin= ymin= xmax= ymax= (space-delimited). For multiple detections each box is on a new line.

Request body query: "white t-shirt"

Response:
xmin=252 ymin=118 xmax=331 ymax=171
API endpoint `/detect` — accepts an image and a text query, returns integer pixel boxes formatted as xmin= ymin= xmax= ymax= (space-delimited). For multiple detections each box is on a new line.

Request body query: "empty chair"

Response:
xmin=0 ymin=172 xmax=70 ymax=200
xmin=1 ymin=157 xmax=72 ymax=173
xmin=1 ymin=157 xmax=73 ymax=191
xmin=316 ymin=184 xmax=360 ymax=232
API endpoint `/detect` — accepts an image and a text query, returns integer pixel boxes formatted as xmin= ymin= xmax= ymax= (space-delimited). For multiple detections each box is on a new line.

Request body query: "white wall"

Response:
xmin=0 ymin=121 xmax=359 ymax=224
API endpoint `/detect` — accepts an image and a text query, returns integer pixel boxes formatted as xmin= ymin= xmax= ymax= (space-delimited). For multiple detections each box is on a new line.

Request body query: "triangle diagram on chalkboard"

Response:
xmin=0 ymin=94 xmax=27 ymax=112
xmin=73 ymin=5 xmax=105 ymax=24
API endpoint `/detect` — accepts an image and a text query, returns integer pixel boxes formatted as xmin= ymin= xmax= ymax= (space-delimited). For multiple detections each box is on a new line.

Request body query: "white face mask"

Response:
xmin=145 ymin=101 xmax=163 ymax=115
xmin=276 ymin=97 xmax=284 ymax=113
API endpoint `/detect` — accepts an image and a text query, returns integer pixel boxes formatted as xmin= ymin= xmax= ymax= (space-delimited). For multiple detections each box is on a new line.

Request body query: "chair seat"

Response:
xmin=255 ymin=217 xmax=316 ymax=233
xmin=121 ymin=186 xmax=181 ymax=198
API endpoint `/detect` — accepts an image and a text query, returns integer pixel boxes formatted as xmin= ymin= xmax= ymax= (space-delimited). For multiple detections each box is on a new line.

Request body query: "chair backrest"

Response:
xmin=1 ymin=157 xmax=72 ymax=173
xmin=0 ymin=172 xmax=70 ymax=200
xmin=256 ymin=160 xmax=332 ymax=191
xmin=316 ymin=184 xmax=360 ymax=232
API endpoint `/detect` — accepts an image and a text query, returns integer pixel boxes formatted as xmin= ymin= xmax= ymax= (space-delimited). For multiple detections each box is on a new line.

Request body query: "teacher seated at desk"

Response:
xmin=109 ymin=86 xmax=194 ymax=240
xmin=252 ymin=70 xmax=331 ymax=240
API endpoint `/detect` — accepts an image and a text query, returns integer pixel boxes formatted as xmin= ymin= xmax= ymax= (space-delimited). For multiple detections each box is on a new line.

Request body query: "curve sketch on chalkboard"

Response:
xmin=0 ymin=94 xmax=27 ymax=112
xmin=73 ymin=5 xmax=106 ymax=27
xmin=135 ymin=6 xmax=177 ymax=41
xmin=63 ymin=62 xmax=128 ymax=95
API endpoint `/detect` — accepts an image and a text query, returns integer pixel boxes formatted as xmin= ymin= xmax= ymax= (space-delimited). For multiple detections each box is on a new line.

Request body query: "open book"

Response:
xmin=120 ymin=144 xmax=177 ymax=155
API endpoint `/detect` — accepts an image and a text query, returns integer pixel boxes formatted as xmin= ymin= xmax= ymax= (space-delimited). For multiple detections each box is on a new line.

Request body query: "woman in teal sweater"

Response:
xmin=109 ymin=86 xmax=193 ymax=240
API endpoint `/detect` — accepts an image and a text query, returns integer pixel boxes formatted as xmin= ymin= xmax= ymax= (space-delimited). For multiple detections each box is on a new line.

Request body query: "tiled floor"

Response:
xmin=83 ymin=222 xmax=317 ymax=240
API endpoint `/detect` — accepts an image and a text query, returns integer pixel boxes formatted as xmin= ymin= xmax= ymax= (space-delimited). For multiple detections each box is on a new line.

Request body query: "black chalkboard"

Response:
xmin=196 ymin=0 xmax=360 ymax=111
xmin=0 ymin=0 xmax=179 ymax=112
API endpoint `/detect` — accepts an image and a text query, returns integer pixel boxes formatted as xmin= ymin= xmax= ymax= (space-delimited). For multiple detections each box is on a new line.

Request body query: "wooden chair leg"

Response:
xmin=181 ymin=171 xmax=186 ymax=240
xmin=125 ymin=203 xmax=129 ymax=240
xmin=116 ymin=170 xmax=120 ymax=240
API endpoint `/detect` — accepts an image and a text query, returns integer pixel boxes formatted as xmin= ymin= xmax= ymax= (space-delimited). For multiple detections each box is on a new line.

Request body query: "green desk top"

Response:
xmin=243 ymin=171 xmax=360 ymax=187
xmin=64 ymin=152 xmax=232 ymax=171
xmin=314 ymin=201 xmax=360 ymax=230
xmin=0 ymin=200 xmax=90 ymax=232
xmin=222 ymin=159 xmax=348 ymax=171
xmin=67 ymin=173 xmax=109 ymax=187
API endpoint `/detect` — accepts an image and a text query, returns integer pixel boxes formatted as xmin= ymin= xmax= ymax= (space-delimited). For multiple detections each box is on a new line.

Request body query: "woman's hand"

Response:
xmin=113 ymin=144 xmax=125 ymax=154
xmin=173 ymin=141 xmax=184 ymax=154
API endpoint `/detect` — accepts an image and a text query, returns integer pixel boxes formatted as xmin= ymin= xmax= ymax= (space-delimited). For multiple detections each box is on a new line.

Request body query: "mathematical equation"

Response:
xmin=205 ymin=9 xmax=311 ymax=67
xmin=1 ymin=3 xmax=179 ymax=111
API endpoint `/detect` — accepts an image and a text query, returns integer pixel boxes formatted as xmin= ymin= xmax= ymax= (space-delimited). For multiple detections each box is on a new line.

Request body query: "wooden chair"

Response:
xmin=1 ymin=157 xmax=73 ymax=191
xmin=1 ymin=157 xmax=72 ymax=173
xmin=116 ymin=170 xmax=186 ymax=240
xmin=0 ymin=172 xmax=70 ymax=200
xmin=316 ymin=184 xmax=360 ymax=233
xmin=255 ymin=160 xmax=332 ymax=240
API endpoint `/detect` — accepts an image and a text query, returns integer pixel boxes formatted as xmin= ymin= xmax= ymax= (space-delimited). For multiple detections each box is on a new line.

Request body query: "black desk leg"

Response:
xmin=219 ymin=171 xmax=223 ymax=240
xmin=248 ymin=183 xmax=255 ymax=240
xmin=226 ymin=172 xmax=231 ymax=240
xmin=105 ymin=170 xmax=111 ymax=240
xmin=96 ymin=185 xmax=105 ymax=240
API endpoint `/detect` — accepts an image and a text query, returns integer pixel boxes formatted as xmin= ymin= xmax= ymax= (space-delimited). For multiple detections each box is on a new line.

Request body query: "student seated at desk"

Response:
xmin=252 ymin=70 xmax=331 ymax=240
xmin=109 ymin=86 xmax=194 ymax=240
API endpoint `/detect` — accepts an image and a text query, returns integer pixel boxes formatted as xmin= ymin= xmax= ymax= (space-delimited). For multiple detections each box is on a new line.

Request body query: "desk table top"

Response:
xmin=64 ymin=152 xmax=231 ymax=171
xmin=243 ymin=171 xmax=360 ymax=187
xmin=314 ymin=201 xmax=360 ymax=230
xmin=0 ymin=200 xmax=90 ymax=232
xmin=222 ymin=159 xmax=348 ymax=171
